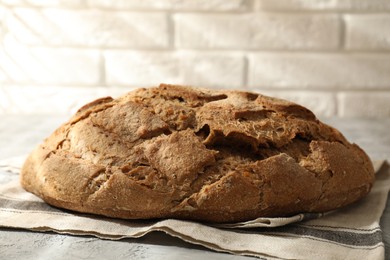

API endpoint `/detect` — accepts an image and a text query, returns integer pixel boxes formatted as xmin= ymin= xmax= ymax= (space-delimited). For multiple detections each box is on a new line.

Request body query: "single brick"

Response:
xmin=0 ymin=36 xmax=100 ymax=85
xmin=252 ymin=89 xmax=337 ymax=117
xmin=0 ymin=85 xmax=128 ymax=114
xmin=248 ymin=53 xmax=390 ymax=89
xmin=175 ymin=13 xmax=340 ymax=50
xmin=346 ymin=14 xmax=390 ymax=50
xmin=105 ymin=51 xmax=245 ymax=88
xmin=338 ymin=92 xmax=390 ymax=117
xmin=7 ymin=8 xmax=169 ymax=48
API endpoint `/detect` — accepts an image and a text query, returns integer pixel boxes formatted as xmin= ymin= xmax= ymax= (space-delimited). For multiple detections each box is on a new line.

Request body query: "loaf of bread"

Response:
xmin=21 ymin=84 xmax=375 ymax=223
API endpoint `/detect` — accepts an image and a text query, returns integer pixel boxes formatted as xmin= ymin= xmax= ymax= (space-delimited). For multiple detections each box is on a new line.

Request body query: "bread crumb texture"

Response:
xmin=20 ymin=84 xmax=375 ymax=222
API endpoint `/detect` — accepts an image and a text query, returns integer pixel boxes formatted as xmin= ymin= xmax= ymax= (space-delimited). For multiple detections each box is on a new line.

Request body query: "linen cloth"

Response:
xmin=0 ymin=157 xmax=388 ymax=260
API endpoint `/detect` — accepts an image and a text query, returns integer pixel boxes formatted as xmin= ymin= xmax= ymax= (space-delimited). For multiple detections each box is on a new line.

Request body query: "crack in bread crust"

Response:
xmin=20 ymin=84 xmax=375 ymax=223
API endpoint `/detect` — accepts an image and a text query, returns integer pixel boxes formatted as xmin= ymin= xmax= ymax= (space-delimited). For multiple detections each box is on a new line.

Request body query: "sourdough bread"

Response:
xmin=20 ymin=84 xmax=375 ymax=223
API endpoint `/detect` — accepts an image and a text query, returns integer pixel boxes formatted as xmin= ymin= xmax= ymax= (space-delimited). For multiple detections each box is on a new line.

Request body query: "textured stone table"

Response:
xmin=0 ymin=115 xmax=389 ymax=260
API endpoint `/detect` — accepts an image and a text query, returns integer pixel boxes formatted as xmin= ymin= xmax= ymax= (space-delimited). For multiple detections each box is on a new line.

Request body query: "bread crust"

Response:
xmin=20 ymin=84 xmax=375 ymax=223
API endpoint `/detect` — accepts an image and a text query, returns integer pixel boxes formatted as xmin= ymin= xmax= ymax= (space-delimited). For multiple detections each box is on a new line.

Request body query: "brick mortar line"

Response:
xmin=5 ymin=5 xmax=390 ymax=15
xmin=335 ymin=89 xmax=390 ymax=93
xmin=0 ymin=83 xmax=110 ymax=87
xmin=242 ymin=56 xmax=249 ymax=88
xmin=339 ymin=14 xmax=346 ymax=50
xmin=335 ymin=93 xmax=341 ymax=117
xmin=2 ymin=85 xmax=390 ymax=94
xmin=247 ymin=87 xmax=390 ymax=92
xmin=172 ymin=49 xmax=390 ymax=53
xmin=332 ymin=92 xmax=339 ymax=118
xmin=167 ymin=12 xmax=175 ymax=50
xmin=14 ymin=45 xmax=390 ymax=54
xmin=98 ymin=51 xmax=106 ymax=87
xmin=6 ymin=44 xmax=390 ymax=52
xmin=2 ymin=6 xmax=252 ymax=13
xmin=248 ymin=88 xmax=390 ymax=92
xmin=253 ymin=10 xmax=390 ymax=15
xmin=245 ymin=50 xmax=390 ymax=54
xmin=2 ymin=4 xmax=390 ymax=15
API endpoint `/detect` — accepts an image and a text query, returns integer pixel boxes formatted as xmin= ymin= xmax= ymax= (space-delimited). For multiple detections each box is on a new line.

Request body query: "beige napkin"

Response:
xmin=0 ymin=158 xmax=388 ymax=260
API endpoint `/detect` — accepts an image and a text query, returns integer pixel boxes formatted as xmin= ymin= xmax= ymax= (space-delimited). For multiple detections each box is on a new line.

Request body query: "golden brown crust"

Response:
xmin=20 ymin=84 xmax=375 ymax=223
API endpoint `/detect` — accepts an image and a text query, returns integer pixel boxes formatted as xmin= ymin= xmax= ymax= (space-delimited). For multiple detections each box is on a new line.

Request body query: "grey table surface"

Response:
xmin=0 ymin=115 xmax=390 ymax=260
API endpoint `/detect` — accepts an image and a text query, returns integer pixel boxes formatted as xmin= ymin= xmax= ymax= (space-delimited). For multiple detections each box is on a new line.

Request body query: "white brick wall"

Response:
xmin=0 ymin=0 xmax=389 ymax=117
xmin=8 ymin=9 xmax=169 ymax=48
xmin=175 ymin=14 xmax=340 ymax=50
